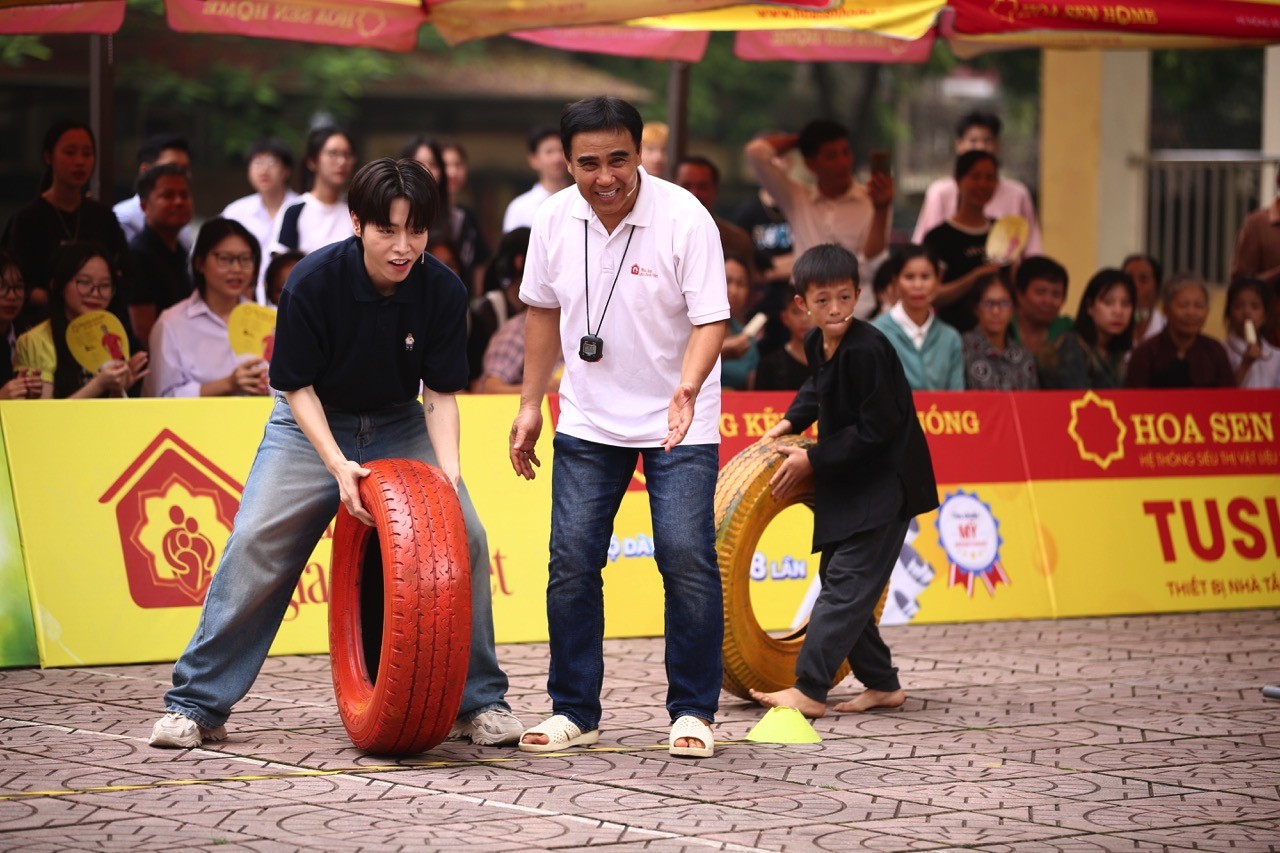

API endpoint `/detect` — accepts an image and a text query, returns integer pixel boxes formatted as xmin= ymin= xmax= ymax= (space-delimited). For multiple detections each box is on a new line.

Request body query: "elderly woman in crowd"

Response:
xmin=1125 ymin=273 xmax=1233 ymax=389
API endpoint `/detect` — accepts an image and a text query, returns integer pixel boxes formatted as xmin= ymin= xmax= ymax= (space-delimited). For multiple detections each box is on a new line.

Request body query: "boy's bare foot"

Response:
xmin=748 ymin=687 xmax=827 ymax=719
xmin=833 ymin=688 xmax=906 ymax=713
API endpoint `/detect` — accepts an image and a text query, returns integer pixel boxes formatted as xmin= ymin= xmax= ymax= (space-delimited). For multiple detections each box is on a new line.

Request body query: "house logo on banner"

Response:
xmin=99 ymin=430 xmax=243 ymax=609
xmin=1068 ymin=391 xmax=1127 ymax=469
xmin=935 ymin=490 xmax=1009 ymax=597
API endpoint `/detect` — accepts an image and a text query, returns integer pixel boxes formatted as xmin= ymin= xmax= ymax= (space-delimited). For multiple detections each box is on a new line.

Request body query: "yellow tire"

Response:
xmin=716 ymin=436 xmax=887 ymax=700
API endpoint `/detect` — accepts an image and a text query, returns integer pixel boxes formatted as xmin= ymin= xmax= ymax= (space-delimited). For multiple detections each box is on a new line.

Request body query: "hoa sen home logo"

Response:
xmin=99 ymin=430 xmax=242 ymax=608
xmin=630 ymin=263 xmax=658 ymax=278
xmin=1067 ymin=391 xmax=1127 ymax=469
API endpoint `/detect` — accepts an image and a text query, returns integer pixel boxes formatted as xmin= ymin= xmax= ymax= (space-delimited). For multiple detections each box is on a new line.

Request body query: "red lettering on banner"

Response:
xmin=1181 ymin=499 xmax=1224 ymax=561
xmin=1144 ymin=497 xmax=1280 ymax=563
xmin=491 ymin=550 xmax=514 ymax=596
xmin=1227 ymin=498 xmax=1267 ymax=560
xmin=285 ymin=561 xmax=328 ymax=621
xmin=1143 ymin=500 xmax=1177 ymax=561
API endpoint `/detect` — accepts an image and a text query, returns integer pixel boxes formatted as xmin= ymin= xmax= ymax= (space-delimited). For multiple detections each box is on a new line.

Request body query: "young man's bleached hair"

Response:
xmin=792 ymin=243 xmax=859 ymax=298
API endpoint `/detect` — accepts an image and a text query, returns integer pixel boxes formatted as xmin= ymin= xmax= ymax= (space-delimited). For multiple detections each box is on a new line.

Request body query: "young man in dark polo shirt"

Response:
xmin=151 ymin=158 xmax=520 ymax=750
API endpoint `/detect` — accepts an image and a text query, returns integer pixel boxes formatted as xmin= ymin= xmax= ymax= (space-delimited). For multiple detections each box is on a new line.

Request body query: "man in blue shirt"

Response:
xmin=151 ymin=158 xmax=520 ymax=749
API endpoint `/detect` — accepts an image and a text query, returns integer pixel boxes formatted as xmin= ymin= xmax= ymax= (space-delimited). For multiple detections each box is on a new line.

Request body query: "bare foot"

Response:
xmin=521 ymin=732 xmax=549 ymax=746
xmin=748 ymin=687 xmax=827 ymax=719
xmin=832 ymin=688 xmax=906 ymax=713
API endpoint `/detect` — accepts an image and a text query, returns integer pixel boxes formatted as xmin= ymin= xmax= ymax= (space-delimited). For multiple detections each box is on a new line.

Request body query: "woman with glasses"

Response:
xmin=1 ymin=120 xmax=133 ymax=328
xmin=145 ymin=218 xmax=270 ymax=398
xmin=962 ymin=273 xmax=1038 ymax=390
xmin=15 ymin=242 xmax=148 ymax=398
xmin=268 ymin=126 xmax=356 ymax=257
xmin=0 ymin=251 xmax=42 ymax=399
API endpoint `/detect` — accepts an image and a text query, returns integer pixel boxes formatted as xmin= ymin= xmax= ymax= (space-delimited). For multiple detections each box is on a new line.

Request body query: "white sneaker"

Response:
xmin=149 ymin=712 xmax=228 ymax=749
xmin=446 ymin=708 xmax=523 ymax=746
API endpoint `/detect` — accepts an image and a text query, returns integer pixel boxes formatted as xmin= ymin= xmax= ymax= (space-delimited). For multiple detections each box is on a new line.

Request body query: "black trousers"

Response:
xmin=794 ymin=518 xmax=911 ymax=702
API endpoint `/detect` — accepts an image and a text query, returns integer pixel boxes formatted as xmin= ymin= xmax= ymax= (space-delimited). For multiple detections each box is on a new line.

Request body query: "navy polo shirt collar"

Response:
xmin=346 ymin=238 xmax=420 ymax=304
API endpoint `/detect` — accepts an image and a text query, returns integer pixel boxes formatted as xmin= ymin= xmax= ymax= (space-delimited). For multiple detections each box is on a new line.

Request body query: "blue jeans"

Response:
xmin=165 ymin=396 xmax=509 ymax=730
xmin=546 ymin=433 xmax=723 ymax=732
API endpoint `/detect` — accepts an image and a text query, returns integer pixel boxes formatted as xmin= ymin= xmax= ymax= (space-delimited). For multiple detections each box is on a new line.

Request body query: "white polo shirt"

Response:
xmin=521 ymin=169 xmax=730 ymax=448
xmin=221 ymin=189 xmax=299 ymax=302
xmin=502 ymin=183 xmax=552 ymax=233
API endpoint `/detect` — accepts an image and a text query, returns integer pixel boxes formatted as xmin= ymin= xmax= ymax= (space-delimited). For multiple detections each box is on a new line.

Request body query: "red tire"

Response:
xmin=328 ymin=458 xmax=471 ymax=755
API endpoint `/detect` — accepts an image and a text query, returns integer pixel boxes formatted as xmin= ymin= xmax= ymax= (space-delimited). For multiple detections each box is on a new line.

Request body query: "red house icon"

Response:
xmin=99 ymin=429 xmax=244 ymax=609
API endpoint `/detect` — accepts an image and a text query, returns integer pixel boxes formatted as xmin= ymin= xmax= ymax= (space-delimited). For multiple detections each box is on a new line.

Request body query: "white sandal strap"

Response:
xmin=670 ymin=715 xmax=713 ymax=746
xmin=526 ymin=714 xmax=584 ymax=746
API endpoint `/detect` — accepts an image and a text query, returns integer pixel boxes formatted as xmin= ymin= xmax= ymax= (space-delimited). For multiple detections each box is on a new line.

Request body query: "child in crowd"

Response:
xmin=720 ymin=253 xmax=760 ymax=390
xmin=871 ymin=246 xmax=963 ymax=390
xmin=869 ymin=259 xmax=898 ymax=319
xmin=1126 ymin=273 xmax=1233 ymax=389
xmin=0 ymin=250 xmax=41 ymax=399
xmin=755 ymin=243 xmax=938 ymax=717
xmin=754 ymin=295 xmax=813 ymax=391
xmin=1223 ymin=277 xmax=1280 ymax=388
xmin=263 ymin=251 xmax=304 ymax=307
xmin=15 ymin=242 xmax=148 ymax=398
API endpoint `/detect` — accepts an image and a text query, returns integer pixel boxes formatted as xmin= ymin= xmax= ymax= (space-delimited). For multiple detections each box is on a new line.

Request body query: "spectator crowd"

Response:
xmin=2 ymin=110 xmax=1277 ymax=401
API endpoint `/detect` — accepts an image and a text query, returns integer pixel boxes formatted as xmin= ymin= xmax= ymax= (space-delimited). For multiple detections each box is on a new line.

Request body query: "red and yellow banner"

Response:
xmin=1 ymin=389 xmax=1276 ymax=668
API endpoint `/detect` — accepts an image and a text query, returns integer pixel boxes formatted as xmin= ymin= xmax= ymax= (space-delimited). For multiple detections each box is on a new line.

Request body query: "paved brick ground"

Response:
xmin=2 ymin=609 xmax=1278 ymax=851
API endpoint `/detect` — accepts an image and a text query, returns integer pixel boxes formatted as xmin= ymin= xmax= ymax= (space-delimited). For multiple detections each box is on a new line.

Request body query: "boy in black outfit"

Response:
xmin=753 ymin=243 xmax=938 ymax=717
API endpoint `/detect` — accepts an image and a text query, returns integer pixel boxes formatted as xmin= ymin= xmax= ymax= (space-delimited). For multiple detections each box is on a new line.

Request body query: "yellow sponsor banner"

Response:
xmin=1032 ymin=476 xmax=1280 ymax=617
xmin=1 ymin=399 xmax=333 ymax=667
xmin=4 ymin=390 xmax=1277 ymax=667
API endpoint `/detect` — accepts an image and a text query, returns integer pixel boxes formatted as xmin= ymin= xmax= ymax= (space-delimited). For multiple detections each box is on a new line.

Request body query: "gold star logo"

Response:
xmin=1067 ymin=391 xmax=1126 ymax=470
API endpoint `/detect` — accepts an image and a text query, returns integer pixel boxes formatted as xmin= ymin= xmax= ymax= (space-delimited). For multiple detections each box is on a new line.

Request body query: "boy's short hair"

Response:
xmin=347 ymin=158 xmax=439 ymax=232
xmin=675 ymin=155 xmax=720 ymax=185
xmin=246 ymin=137 xmax=293 ymax=171
xmin=136 ymin=162 xmax=189 ymax=198
xmin=560 ymin=97 xmax=643 ymax=154
xmin=955 ymin=111 xmax=1001 ymax=140
xmin=796 ymin=119 xmax=849 ymax=159
xmin=137 ymin=133 xmax=189 ymax=168
xmin=792 ymin=244 xmax=859 ymax=297
xmin=527 ymin=125 xmax=561 ymax=154
xmin=1014 ymin=255 xmax=1069 ymax=295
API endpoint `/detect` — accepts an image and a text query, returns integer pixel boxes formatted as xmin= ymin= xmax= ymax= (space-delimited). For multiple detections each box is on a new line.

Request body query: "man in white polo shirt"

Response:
xmin=508 ymin=96 xmax=729 ymax=760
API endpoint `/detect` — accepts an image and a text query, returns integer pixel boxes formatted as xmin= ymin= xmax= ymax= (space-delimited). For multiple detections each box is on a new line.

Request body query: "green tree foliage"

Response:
xmin=1151 ymin=48 xmax=1262 ymax=149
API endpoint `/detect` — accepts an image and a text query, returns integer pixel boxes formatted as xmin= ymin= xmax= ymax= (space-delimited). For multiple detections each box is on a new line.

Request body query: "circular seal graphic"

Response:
xmin=934 ymin=490 xmax=1009 ymax=597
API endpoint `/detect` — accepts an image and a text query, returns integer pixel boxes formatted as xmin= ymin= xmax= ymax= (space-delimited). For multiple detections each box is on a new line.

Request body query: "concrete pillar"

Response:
xmin=1040 ymin=50 xmax=1150 ymax=314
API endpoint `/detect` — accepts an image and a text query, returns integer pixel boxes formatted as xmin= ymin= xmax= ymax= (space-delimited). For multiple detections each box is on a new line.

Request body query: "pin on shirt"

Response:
xmin=404 ymin=332 xmax=415 ymax=352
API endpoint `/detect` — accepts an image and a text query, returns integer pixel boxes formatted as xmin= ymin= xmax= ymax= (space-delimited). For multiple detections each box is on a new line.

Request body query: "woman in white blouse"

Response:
xmin=146 ymin=218 xmax=270 ymax=398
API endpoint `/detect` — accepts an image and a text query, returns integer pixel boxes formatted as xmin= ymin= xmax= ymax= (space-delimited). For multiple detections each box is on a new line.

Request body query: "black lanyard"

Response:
xmin=584 ymin=218 xmax=636 ymax=340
